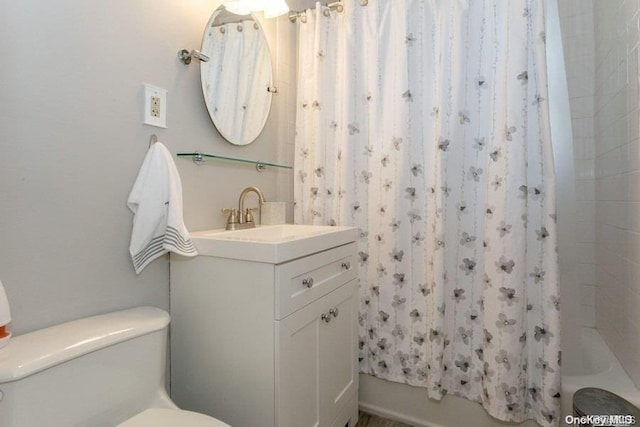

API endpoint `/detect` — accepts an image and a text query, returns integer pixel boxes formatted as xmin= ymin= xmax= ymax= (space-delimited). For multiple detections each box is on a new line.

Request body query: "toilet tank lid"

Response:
xmin=0 ymin=307 xmax=170 ymax=383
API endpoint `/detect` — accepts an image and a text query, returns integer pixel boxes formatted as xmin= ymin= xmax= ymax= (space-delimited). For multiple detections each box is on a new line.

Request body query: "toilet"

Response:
xmin=0 ymin=306 xmax=229 ymax=427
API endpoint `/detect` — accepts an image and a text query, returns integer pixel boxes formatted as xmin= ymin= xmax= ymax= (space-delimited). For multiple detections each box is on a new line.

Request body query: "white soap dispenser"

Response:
xmin=0 ymin=280 xmax=11 ymax=349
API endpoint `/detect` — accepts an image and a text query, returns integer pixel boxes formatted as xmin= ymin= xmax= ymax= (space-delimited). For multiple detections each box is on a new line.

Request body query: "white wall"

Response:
xmin=0 ymin=0 xmax=295 ymax=334
xmin=592 ymin=0 xmax=640 ymax=388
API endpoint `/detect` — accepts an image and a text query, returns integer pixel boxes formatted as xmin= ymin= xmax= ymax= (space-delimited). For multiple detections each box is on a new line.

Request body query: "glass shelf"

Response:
xmin=176 ymin=152 xmax=292 ymax=172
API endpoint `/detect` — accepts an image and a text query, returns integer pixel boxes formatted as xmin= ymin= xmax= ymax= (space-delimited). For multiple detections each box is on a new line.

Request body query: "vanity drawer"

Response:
xmin=275 ymin=243 xmax=356 ymax=320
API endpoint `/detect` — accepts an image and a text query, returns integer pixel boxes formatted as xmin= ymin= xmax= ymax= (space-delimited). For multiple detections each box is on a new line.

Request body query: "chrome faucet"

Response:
xmin=223 ymin=187 xmax=266 ymax=230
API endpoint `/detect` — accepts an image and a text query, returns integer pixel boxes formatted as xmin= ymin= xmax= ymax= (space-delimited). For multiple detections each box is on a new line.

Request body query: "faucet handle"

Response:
xmin=222 ymin=208 xmax=239 ymax=228
xmin=243 ymin=208 xmax=256 ymax=224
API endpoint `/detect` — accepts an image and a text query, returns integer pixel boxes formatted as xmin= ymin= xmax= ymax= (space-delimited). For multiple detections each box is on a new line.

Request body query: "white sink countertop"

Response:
xmin=190 ymin=224 xmax=359 ymax=264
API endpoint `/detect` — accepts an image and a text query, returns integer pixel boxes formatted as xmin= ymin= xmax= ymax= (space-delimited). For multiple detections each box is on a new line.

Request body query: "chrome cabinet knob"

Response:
xmin=329 ymin=307 xmax=339 ymax=318
xmin=321 ymin=312 xmax=331 ymax=323
xmin=302 ymin=277 xmax=314 ymax=288
xmin=341 ymin=261 xmax=351 ymax=270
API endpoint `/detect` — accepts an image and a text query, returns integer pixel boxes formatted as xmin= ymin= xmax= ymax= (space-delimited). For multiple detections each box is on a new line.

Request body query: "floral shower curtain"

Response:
xmin=294 ymin=1 xmax=561 ymax=426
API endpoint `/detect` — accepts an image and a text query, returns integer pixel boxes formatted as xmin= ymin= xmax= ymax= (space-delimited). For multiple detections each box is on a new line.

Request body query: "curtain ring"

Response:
xmin=220 ymin=26 xmax=225 ymax=34
xmin=237 ymin=24 xmax=243 ymax=32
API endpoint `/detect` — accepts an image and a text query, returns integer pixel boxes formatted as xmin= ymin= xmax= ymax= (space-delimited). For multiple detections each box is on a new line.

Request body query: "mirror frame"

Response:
xmin=200 ymin=7 xmax=274 ymax=146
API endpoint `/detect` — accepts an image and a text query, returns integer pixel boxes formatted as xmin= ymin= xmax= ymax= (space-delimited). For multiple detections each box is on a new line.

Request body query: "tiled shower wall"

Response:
xmin=559 ymin=0 xmax=640 ymax=388
xmin=558 ymin=1 xmax=597 ymax=327
xmin=592 ymin=0 xmax=640 ymax=387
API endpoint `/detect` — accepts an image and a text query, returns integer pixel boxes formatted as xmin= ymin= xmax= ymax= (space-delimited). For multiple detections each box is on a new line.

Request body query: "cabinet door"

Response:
xmin=276 ymin=281 xmax=357 ymax=427
xmin=319 ymin=280 xmax=357 ymax=425
xmin=276 ymin=296 xmax=324 ymax=427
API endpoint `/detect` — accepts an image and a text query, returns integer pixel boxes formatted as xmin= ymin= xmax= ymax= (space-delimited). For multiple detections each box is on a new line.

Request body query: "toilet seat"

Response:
xmin=118 ymin=408 xmax=231 ymax=427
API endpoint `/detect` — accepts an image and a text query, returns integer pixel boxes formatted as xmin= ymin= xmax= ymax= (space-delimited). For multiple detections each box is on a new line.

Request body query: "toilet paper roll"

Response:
xmin=261 ymin=202 xmax=286 ymax=225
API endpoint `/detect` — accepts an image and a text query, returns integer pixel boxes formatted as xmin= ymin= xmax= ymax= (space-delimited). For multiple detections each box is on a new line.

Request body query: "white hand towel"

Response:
xmin=127 ymin=142 xmax=197 ymax=274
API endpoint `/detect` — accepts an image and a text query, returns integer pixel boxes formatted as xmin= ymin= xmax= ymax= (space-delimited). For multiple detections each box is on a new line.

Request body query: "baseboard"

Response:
xmin=358 ymin=401 xmax=445 ymax=427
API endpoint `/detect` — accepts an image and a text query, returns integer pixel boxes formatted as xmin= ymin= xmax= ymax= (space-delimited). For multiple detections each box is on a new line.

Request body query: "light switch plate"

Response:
xmin=143 ymin=84 xmax=167 ymax=128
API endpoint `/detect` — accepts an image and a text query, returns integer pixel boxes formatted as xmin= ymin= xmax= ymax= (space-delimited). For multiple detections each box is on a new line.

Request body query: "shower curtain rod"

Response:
xmin=288 ymin=1 xmax=344 ymax=23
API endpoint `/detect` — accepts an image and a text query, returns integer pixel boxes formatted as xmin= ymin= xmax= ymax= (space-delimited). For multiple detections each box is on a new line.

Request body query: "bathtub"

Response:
xmin=560 ymin=328 xmax=640 ymax=426
xmin=359 ymin=328 xmax=640 ymax=427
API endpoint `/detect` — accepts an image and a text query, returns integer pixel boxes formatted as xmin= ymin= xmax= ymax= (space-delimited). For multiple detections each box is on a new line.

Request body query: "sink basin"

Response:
xmin=190 ymin=224 xmax=359 ymax=263
xmin=195 ymin=224 xmax=337 ymax=242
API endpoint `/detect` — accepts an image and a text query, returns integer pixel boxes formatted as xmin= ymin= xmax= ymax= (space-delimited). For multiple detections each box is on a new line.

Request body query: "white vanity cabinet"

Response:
xmin=277 ymin=278 xmax=357 ymax=427
xmin=170 ymin=226 xmax=359 ymax=427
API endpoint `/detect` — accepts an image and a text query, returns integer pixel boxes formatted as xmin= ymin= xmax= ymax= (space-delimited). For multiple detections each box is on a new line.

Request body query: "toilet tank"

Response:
xmin=0 ymin=307 xmax=175 ymax=427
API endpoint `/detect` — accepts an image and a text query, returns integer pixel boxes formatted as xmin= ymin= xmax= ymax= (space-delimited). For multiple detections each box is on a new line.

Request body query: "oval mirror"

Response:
xmin=200 ymin=6 xmax=273 ymax=146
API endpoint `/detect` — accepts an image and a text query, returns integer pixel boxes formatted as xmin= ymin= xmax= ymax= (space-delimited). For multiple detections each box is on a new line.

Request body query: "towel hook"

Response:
xmin=149 ymin=134 xmax=158 ymax=147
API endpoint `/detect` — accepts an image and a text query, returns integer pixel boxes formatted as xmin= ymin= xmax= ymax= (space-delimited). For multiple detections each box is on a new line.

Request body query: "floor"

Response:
xmin=355 ymin=412 xmax=414 ymax=427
